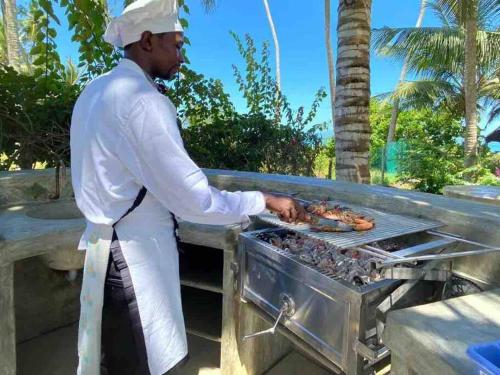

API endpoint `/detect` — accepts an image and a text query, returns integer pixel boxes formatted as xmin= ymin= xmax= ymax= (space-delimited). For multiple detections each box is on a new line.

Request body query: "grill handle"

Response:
xmin=243 ymin=294 xmax=295 ymax=341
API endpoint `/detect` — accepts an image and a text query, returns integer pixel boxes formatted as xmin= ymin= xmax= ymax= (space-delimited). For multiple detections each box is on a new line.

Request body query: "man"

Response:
xmin=70 ymin=0 xmax=307 ymax=374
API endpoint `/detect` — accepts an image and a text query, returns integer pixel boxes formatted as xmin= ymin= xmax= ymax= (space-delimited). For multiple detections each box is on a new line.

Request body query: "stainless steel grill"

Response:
xmin=238 ymin=228 xmax=398 ymax=374
xmin=241 ymin=204 xmax=500 ymax=375
xmin=257 ymin=201 xmax=442 ymax=249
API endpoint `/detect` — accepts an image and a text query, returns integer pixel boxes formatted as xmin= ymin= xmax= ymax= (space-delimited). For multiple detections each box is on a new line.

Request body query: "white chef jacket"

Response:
xmin=71 ymin=58 xmax=266 ymax=233
xmin=70 ymin=58 xmax=266 ymax=375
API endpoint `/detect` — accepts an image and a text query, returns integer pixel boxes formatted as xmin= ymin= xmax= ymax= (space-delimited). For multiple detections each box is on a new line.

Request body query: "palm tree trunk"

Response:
xmin=1 ymin=0 xmax=22 ymax=71
xmin=325 ymin=0 xmax=336 ymax=149
xmin=262 ymin=0 xmax=281 ymax=91
xmin=386 ymin=0 xmax=426 ymax=144
xmin=334 ymin=0 xmax=372 ymax=184
xmin=463 ymin=1 xmax=478 ymax=167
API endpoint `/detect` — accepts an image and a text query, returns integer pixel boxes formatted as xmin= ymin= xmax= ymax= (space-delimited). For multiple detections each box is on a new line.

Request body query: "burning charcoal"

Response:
xmin=299 ymin=252 xmax=315 ymax=265
xmin=270 ymin=237 xmax=282 ymax=248
xmin=253 ymin=230 xmax=382 ymax=287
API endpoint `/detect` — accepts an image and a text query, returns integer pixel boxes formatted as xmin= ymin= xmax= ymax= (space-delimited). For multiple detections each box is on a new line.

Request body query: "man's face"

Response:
xmin=150 ymin=32 xmax=185 ymax=80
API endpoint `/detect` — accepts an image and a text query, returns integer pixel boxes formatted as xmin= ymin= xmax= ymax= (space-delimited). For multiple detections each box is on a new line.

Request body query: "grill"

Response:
xmin=257 ymin=201 xmax=441 ymax=249
xmin=238 ymin=203 xmax=500 ymax=375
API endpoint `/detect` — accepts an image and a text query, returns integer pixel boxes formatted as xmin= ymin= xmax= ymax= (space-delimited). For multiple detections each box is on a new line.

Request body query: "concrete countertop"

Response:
xmin=0 ymin=199 xmax=244 ymax=267
xmin=0 ymin=200 xmax=84 ymax=266
xmin=383 ymin=288 xmax=500 ymax=375
xmin=443 ymin=185 xmax=500 ymax=205
xmin=2 ymin=168 xmax=500 ymax=285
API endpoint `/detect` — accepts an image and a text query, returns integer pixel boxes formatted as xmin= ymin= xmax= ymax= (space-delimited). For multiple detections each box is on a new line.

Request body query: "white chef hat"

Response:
xmin=104 ymin=0 xmax=184 ymax=48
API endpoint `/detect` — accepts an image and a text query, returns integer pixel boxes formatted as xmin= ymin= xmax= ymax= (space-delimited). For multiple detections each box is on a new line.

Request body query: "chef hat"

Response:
xmin=104 ymin=0 xmax=184 ymax=48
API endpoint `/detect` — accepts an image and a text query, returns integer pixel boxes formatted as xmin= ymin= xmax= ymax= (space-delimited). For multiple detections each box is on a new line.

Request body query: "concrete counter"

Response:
xmin=384 ymin=289 xmax=500 ymax=375
xmin=0 ymin=196 xmax=288 ymax=375
xmin=2 ymin=168 xmax=500 ymax=375
xmin=443 ymin=185 xmax=500 ymax=206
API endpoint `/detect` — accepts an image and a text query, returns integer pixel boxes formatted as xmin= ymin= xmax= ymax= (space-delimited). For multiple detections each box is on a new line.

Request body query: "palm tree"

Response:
xmin=374 ymin=0 xmax=500 ymax=167
xmin=1 ymin=0 xmax=22 ymax=70
xmin=461 ymin=0 xmax=479 ymax=166
xmin=0 ymin=18 xmax=7 ymax=64
xmin=325 ymin=0 xmax=335 ymax=138
xmin=386 ymin=0 xmax=427 ymax=145
xmin=335 ymin=0 xmax=372 ymax=184
xmin=262 ymin=0 xmax=281 ymax=92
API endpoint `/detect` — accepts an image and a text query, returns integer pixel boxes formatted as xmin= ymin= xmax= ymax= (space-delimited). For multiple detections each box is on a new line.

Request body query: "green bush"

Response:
xmin=182 ymin=33 xmax=328 ymax=177
xmin=0 ymin=65 xmax=80 ymax=170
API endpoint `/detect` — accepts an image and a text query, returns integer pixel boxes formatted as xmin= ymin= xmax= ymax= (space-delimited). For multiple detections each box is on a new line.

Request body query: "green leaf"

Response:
xmin=39 ymin=0 xmax=61 ymax=24
xmin=33 ymin=56 xmax=46 ymax=66
xmin=30 ymin=45 xmax=42 ymax=56
xmin=36 ymin=31 xmax=45 ymax=43
xmin=79 ymin=0 xmax=91 ymax=12
xmin=180 ymin=18 xmax=189 ymax=29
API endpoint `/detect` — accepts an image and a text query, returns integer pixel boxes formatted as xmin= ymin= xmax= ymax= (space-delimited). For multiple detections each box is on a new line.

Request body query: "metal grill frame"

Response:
xmin=249 ymin=228 xmax=392 ymax=293
xmin=238 ymin=228 xmax=399 ymax=374
xmin=256 ymin=201 xmax=442 ymax=249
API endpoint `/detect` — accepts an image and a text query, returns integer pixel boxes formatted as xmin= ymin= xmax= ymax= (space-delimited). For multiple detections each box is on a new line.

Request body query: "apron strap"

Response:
xmin=113 ymin=186 xmax=148 ymax=228
xmin=111 ymin=185 xmax=182 ymax=249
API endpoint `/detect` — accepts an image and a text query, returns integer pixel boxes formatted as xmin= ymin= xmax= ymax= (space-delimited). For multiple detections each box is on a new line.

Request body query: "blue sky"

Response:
xmin=21 ymin=0 xmax=499 ymax=143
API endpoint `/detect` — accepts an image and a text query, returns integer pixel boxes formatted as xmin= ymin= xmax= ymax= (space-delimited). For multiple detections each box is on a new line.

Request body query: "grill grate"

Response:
xmin=256 ymin=201 xmax=442 ymax=249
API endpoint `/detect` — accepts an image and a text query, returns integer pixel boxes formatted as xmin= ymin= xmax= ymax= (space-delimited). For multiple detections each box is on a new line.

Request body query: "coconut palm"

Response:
xmin=0 ymin=18 xmax=7 ymax=64
xmin=325 ymin=0 xmax=335 ymax=137
xmin=373 ymin=0 xmax=500 ymax=167
xmin=334 ymin=0 xmax=372 ymax=184
xmin=386 ymin=0 xmax=427 ymax=145
xmin=1 ymin=0 xmax=22 ymax=70
xmin=262 ymin=0 xmax=281 ymax=92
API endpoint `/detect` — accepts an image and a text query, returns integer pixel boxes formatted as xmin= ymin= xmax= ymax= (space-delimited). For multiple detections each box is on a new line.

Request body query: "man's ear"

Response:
xmin=138 ymin=31 xmax=154 ymax=52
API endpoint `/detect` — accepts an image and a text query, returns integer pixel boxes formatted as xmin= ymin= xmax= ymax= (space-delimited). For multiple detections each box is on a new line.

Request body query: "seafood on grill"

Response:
xmin=305 ymin=201 xmax=375 ymax=231
xmin=256 ymin=231 xmax=382 ymax=286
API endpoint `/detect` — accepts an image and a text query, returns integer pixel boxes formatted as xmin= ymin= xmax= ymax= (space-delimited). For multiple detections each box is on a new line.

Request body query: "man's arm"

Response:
xmin=115 ymin=95 xmax=307 ymax=225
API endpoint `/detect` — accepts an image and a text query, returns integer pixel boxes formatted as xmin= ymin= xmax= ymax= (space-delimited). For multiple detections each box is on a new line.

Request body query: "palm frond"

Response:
xmin=478 ymin=74 xmax=500 ymax=101
xmin=486 ymin=101 xmax=500 ymax=124
xmin=199 ymin=0 xmax=217 ymax=13
xmin=478 ymin=0 xmax=500 ymax=29
xmin=427 ymin=1 xmax=458 ymax=27
xmin=388 ymin=80 xmax=463 ymax=114
xmin=373 ymin=26 xmax=464 ymax=75
xmin=432 ymin=0 xmax=472 ymax=26
xmin=373 ymin=27 xmax=500 ymax=76
xmin=432 ymin=0 xmax=499 ymax=30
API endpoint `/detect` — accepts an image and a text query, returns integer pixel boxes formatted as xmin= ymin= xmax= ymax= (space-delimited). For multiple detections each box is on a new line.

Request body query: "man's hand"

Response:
xmin=263 ymin=193 xmax=310 ymax=223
